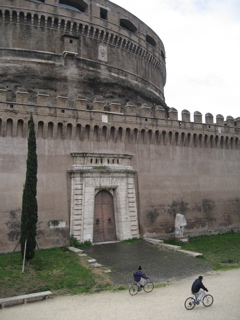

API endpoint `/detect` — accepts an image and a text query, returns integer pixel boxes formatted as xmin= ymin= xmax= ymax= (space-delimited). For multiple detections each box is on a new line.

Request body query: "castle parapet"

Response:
xmin=155 ymin=105 xmax=166 ymax=119
xmin=194 ymin=111 xmax=202 ymax=123
xmin=76 ymin=96 xmax=87 ymax=110
xmin=182 ymin=109 xmax=190 ymax=122
xmin=169 ymin=107 xmax=178 ymax=120
xmin=216 ymin=114 xmax=224 ymax=126
xmin=93 ymin=97 xmax=105 ymax=111
xmin=109 ymin=102 xmax=121 ymax=113
xmin=37 ymin=92 xmax=50 ymax=106
xmin=16 ymin=88 xmax=29 ymax=104
xmin=205 ymin=113 xmax=213 ymax=125
xmin=0 ymin=88 xmax=239 ymax=129
xmin=0 ymin=102 xmax=239 ymax=149
xmin=0 ymin=87 xmax=7 ymax=101
xmin=125 ymin=101 xmax=137 ymax=116
xmin=236 ymin=117 xmax=240 ymax=128
xmin=227 ymin=116 xmax=234 ymax=127
xmin=140 ymin=104 xmax=152 ymax=118
xmin=56 ymin=96 xmax=69 ymax=108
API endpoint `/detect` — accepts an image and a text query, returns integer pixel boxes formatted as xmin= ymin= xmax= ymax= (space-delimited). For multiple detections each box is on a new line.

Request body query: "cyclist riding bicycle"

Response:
xmin=133 ymin=266 xmax=148 ymax=289
xmin=191 ymin=276 xmax=208 ymax=303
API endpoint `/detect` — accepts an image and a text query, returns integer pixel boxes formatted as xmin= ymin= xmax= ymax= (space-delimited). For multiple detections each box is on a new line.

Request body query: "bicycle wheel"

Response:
xmin=143 ymin=281 xmax=154 ymax=293
xmin=202 ymin=294 xmax=214 ymax=307
xmin=184 ymin=297 xmax=196 ymax=310
xmin=129 ymin=284 xmax=139 ymax=295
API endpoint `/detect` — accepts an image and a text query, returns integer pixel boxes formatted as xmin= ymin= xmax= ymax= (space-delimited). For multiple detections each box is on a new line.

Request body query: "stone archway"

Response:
xmin=93 ymin=190 xmax=117 ymax=243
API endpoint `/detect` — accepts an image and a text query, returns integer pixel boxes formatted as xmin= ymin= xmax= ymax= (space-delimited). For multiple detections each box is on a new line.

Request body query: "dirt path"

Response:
xmin=2 ymin=268 xmax=240 ymax=320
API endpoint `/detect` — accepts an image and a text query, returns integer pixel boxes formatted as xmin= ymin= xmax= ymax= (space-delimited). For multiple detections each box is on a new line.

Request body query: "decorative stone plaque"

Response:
xmin=98 ymin=43 xmax=108 ymax=62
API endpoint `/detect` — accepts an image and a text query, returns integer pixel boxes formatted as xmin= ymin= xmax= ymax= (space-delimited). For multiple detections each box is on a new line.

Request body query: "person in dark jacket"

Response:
xmin=191 ymin=276 xmax=208 ymax=302
xmin=134 ymin=266 xmax=148 ymax=289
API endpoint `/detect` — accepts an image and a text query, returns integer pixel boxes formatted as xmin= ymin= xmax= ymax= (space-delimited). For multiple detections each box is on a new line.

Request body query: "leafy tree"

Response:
xmin=20 ymin=114 xmax=38 ymax=261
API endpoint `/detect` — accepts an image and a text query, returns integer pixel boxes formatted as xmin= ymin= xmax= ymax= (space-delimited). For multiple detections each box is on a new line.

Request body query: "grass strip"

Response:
xmin=165 ymin=231 xmax=240 ymax=270
xmin=0 ymin=247 xmax=111 ymax=298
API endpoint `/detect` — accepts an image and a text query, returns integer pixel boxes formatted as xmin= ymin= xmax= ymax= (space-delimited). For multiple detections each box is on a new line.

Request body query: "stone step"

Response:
xmin=103 ymin=269 xmax=112 ymax=273
xmin=158 ymin=243 xmax=182 ymax=250
xmin=144 ymin=238 xmax=202 ymax=257
xmin=78 ymin=253 xmax=87 ymax=257
xmin=144 ymin=238 xmax=164 ymax=244
xmin=88 ymin=259 xmax=97 ymax=263
xmin=94 ymin=241 xmax=120 ymax=245
xmin=68 ymin=247 xmax=84 ymax=253
xmin=177 ymin=249 xmax=203 ymax=257
xmin=92 ymin=263 xmax=102 ymax=268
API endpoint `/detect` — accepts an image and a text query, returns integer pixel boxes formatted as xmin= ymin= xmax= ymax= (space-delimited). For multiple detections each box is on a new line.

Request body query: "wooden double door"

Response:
xmin=93 ymin=190 xmax=117 ymax=243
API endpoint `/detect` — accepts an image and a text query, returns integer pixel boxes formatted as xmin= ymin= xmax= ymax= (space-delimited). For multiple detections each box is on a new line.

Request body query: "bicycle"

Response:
xmin=184 ymin=291 xmax=214 ymax=310
xmin=129 ymin=278 xmax=154 ymax=295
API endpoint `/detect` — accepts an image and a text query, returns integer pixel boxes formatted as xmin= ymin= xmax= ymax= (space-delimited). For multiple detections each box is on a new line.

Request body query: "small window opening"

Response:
xmin=61 ymin=109 xmax=65 ymax=113
xmin=161 ymin=50 xmax=165 ymax=60
xmin=10 ymin=104 xmax=14 ymax=108
xmin=70 ymin=39 xmax=73 ymax=43
xmin=146 ymin=35 xmax=156 ymax=47
xmin=59 ymin=0 xmax=88 ymax=12
xmin=100 ymin=8 xmax=108 ymax=20
xmin=120 ymin=19 xmax=137 ymax=33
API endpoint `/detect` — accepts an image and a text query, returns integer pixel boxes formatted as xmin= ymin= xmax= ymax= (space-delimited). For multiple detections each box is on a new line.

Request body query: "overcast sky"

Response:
xmin=112 ymin=0 xmax=240 ymax=122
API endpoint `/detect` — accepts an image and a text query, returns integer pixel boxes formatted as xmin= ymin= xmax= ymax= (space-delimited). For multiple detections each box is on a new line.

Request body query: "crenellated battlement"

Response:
xmin=0 ymin=88 xmax=239 ymax=150
xmin=0 ymin=87 xmax=239 ymax=124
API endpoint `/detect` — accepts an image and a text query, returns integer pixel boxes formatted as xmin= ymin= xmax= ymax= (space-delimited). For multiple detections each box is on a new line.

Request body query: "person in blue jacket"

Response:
xmin=191 ymin=276 xmax=208 ymax=303
xmin=134 ymin=266 xmax=148 ymax=289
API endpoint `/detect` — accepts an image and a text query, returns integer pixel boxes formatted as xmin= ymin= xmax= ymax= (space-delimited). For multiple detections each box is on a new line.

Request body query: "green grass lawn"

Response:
xmin=166 ymin=231 xmax=240 ymax=270
xmin=0 ymin=247 xmax=112 ymax=298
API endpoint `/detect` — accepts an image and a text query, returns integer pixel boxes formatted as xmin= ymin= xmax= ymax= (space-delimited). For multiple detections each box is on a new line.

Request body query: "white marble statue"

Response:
xmin=175 ymin=213 xmax=187 ymax=237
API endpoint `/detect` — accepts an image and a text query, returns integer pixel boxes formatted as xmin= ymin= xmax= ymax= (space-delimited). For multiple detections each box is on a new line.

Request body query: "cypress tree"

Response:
xmin=20 ymin=114 xmax=38 ymax=261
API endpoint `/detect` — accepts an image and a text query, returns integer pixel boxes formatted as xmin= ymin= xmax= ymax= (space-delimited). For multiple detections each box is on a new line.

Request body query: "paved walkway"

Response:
xmin=83 ymin=240 xmax=212 ymax=285
xmin=2 ymin=268 xmax=240 ymax=320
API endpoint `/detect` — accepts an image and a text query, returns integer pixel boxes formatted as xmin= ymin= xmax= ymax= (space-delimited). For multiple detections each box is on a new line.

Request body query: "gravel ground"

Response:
xmin=2 ymin=268 xmax=240 ymax=320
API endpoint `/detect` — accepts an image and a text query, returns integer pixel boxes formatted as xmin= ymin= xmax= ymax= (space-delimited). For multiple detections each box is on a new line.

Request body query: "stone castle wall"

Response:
xmin=0 ymin=0 xmax=240 ymax=253
xmin=0 ymin=90 xmax=240 ymax=252
xmin=0 ymin=0 xmax=166 ymax=107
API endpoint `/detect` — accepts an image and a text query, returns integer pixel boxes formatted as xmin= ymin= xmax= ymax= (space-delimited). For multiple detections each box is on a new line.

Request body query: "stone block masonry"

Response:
xmin=0 ymin=0 xmax=240 ymax=253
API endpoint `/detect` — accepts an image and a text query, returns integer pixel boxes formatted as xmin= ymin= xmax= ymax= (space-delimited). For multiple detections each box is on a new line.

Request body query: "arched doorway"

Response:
xmin=93 ymin=190 xmax=117 ymax=243
xmin=69 ymin=152 xmax=139 ymax=243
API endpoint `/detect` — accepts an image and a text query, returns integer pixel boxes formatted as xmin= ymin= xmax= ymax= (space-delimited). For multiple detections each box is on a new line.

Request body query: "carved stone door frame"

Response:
xmin=69 ymin=153 xmax=139 ymax=243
